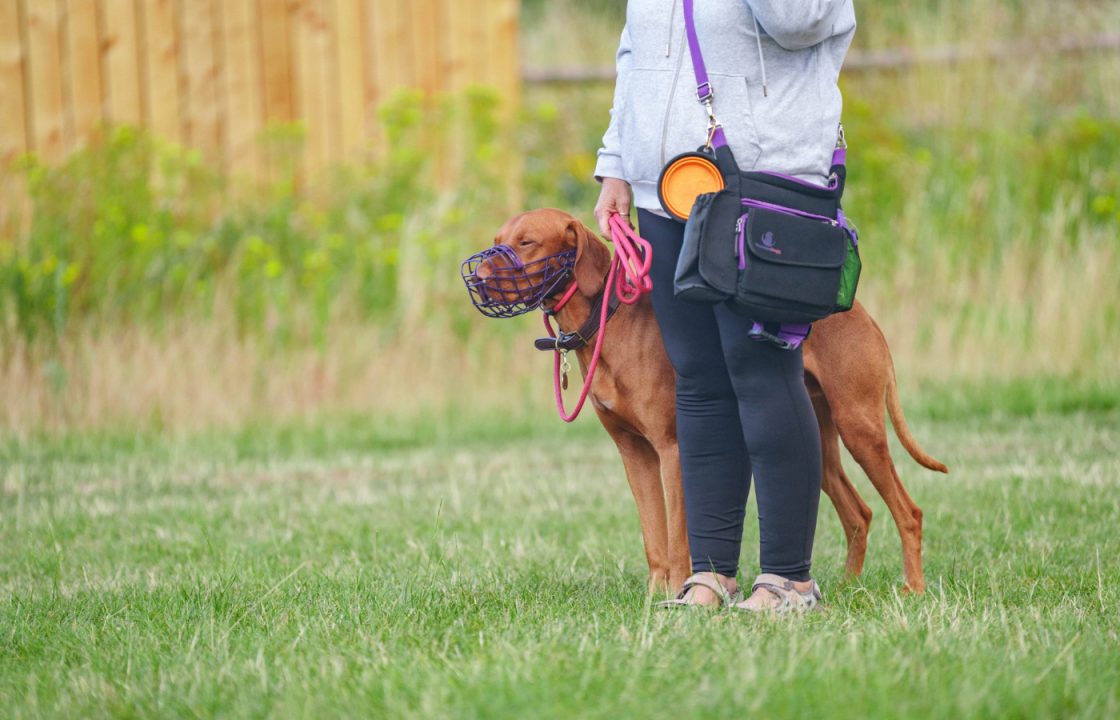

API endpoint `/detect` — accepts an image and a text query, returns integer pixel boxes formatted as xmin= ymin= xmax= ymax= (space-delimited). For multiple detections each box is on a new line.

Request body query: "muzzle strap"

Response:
xmin=533 ymin=285 xmax=622 ymax=352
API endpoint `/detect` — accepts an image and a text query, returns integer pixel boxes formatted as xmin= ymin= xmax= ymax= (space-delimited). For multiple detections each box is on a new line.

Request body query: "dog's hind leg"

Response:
xmin=833 ymin=404 xmax=925 ymax=594
xmin=808 ymin=382 xmax=872 ymax=578
xmin=604 ymin=425 xmax=673 ymax=596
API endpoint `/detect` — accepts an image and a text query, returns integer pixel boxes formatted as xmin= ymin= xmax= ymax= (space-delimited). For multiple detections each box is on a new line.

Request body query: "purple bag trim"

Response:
xmin=740 ymin=198 xmax=838 ymax=225
xmin=461 ymin=244 xmax=576 ymax=319
xmin=684 ymin=0 xmax=709 ymax=102
xmin=754 ymin=170 xmax=840 ymax=191
xmin=748 ymin=321 xmax=811 ymax=350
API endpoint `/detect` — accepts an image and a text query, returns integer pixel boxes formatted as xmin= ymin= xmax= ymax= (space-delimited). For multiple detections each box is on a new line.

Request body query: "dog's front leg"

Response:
xmin=655 ymin=440 xmax=691 ymax=592
xmin=603 ymin=424 xmax=673 ymax=596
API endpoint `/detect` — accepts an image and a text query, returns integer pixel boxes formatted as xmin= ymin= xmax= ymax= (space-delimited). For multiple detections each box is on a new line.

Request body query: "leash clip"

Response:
xmin=701 ymin=99 xmax=721 ymax=152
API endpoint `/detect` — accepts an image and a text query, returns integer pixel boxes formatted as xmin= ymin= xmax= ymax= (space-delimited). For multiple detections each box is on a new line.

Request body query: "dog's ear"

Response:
xmin=569 ymin=220 xmax=611 ymax=298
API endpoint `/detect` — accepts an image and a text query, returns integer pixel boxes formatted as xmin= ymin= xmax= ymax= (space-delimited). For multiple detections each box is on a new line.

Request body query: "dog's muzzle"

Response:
xmin=461 ymin=244 xmax=576 ymax=318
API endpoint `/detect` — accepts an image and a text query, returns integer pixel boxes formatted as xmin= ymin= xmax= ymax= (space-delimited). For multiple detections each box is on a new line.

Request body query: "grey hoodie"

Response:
xmin=595 ymin=0 xmax=856 ymax=215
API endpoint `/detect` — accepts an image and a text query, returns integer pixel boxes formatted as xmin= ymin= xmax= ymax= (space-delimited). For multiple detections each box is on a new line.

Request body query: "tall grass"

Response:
xmin=1 ymin=0 xmax=1118 ymax=434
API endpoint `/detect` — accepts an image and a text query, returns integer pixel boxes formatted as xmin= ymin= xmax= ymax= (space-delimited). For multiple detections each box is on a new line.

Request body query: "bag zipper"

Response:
xmin=736 ymin=213 xmax=748 ymax=270
xmin=740 ymin=198 xmax=839 ymax=226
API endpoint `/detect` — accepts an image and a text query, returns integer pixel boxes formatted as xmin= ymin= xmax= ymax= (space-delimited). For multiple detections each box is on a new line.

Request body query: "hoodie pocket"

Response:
xmin=620 ymin=70 xmax=764 ymax=186
xmin=619 ymin=68 xmax=678 ymax=186
xmin=706 ymin=73 xmax=763 ymax=171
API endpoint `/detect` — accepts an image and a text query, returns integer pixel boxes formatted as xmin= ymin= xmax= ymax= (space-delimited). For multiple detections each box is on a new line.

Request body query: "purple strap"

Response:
xmin=683 ymin=0 xmax=710 ymax=102
xmin=682 ymin=0 xmax=727 ymax=150
xmin=749 ymin=322 xmax=811 ymax=350
xmin=682 ymin=0 xmax=847 ymax=168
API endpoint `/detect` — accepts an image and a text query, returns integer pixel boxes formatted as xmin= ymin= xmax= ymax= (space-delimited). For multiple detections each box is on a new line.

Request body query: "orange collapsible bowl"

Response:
xmin=657 ymin=152 xmax=725 ymax=221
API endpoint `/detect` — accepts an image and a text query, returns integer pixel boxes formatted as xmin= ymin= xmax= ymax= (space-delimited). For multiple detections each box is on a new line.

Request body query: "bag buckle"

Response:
xmin=747 ymin=325 xmax=798 ymax=351
xmin=696 ymin=82 xmax=714 ymax=103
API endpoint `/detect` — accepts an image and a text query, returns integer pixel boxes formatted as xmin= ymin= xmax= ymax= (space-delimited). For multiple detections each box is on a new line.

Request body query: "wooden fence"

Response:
xmin=0 ymin=0 xmax=520 ymax=177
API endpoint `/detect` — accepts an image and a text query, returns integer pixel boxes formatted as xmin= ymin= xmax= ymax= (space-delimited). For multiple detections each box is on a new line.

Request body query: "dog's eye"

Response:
xmin=519 ymin=238 xmax=536 ymax=248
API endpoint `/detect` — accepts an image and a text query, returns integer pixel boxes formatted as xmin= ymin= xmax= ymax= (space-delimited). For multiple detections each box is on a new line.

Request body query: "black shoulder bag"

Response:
xmin=667 ymin=0 xmax=861 ymax=327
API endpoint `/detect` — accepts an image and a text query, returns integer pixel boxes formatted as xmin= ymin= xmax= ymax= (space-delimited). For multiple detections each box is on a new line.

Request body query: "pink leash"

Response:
xmin=543 ymin=214 xmax=653 ymax=422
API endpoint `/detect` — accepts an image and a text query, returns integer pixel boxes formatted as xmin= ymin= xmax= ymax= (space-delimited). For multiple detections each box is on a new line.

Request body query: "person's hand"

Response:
xmin=594 ymin=177 xmax=632 ymax=236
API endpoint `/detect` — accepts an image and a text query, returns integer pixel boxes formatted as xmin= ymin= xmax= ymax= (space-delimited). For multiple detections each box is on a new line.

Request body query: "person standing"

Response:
xmin=593 ymin=0 xmax=856 ymax=611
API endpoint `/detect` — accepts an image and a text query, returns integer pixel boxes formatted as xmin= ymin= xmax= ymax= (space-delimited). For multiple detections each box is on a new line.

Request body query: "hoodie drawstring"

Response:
xmin=666 ymin=0 xmax=677 ymax=57
xmin=753 ymin=14 xmax=769 ymax=97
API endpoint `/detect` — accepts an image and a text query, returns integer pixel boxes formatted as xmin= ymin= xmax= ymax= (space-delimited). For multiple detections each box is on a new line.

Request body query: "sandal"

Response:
xmin=657 ymin=573 xmax=743 ymax=610
xmin=733 ymin=573 xmax=822 ymax=614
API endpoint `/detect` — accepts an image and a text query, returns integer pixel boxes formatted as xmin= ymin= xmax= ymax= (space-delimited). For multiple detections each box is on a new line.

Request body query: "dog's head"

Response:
xmin=461 ymin=209 xmax=611 ymax=318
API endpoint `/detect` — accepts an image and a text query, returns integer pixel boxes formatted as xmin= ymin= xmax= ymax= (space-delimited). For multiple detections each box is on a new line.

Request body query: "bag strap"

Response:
xmin=681 ymin=0 xmax=847 ymax=174
xmin=682 ymin=0 xmax=728 ymax=152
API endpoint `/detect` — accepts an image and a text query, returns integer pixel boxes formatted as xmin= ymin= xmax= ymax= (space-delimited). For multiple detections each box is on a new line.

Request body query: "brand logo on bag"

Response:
xmin=760 ymin=231 xmax=782 ymax=255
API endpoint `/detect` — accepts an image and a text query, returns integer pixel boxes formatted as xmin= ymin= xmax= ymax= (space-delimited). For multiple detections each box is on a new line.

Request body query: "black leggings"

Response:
xmin=639 ymin=209 xmax=823 ymax=581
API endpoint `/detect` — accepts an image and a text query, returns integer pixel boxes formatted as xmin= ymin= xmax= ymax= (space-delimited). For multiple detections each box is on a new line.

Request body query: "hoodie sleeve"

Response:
xmin=594 ymin=24 xmax=632 ymax=182
xmin=745 ymin=0 xmax=850 ymax=51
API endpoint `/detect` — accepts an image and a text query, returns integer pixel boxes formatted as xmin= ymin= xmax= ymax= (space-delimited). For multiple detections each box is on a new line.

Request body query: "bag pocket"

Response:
xmin=733 ymin=206 xmax=848 ymax=323
xmin=835 ymin=230 xmax=861 ymax=313
xmin=673 ymin=189 xmax=741 ymax=303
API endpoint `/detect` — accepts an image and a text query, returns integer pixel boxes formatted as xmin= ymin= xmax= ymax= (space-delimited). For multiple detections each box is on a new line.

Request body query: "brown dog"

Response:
xmin=475 ymin=208 xmax=947 ymax=594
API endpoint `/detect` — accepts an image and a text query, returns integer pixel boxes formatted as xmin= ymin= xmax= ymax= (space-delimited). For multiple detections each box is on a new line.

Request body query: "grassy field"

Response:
xmin=2 ymin=1 xmax=1118 ymax=713
xmin=3 ymin=404 xmax=1118 ymax=718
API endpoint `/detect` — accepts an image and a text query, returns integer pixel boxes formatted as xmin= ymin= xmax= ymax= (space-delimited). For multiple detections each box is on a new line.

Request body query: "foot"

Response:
xmin=734 ymin=573 xmax=822 ymax=613
xmin=658 ymin=572 xmax=740 ymax=609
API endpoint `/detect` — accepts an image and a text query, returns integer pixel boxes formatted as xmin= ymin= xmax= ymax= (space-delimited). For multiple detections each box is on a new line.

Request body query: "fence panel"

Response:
xmin=64 ymin=0 xmax=105 ymax=146
xmin=102 ymin=0 xmax=143 ymax=127
xmin=0 ymin=0 xmax=521 ymax=177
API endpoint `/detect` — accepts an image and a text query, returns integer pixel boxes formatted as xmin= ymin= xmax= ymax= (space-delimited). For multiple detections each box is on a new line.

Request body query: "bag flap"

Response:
xmin=745 ymin=208 xmax=847 ymax=269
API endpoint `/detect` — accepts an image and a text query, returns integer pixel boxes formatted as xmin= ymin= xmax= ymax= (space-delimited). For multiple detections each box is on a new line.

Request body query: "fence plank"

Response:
xmin=292 ymin=0 xmax=336 ymax=175
xmin=180 ymin=0 xmax=222 ymax=162
xmin=440 ymin=0 xmax=468 ymax=94
xmin=0 ymin=0 xmax=29 ymax=164
xmin=62 ymin=0 xmax=104 ymax=150
xmin=492 ymin=0 xmax=518 ymax=106
xmin=463 ymin=0 xmax=488 ymax=91
xmin=366 ymin=0 xmax=402 ymax=142
xmin=333 ymin=0 xmax=365 ymax=158
xmin=409 ymin=0 xmax=437 ymax=96
xmin=258 ymin=0 xmax=294 ymax=124
xmin=221 ymin=0 xmax=262 ymax=179
xmin=101 ymin=0 xmax=142 ymax=126
xmin=361 ymin=0 xmax=389 ymax=150
xmin=25 ymin=0 xmax=66 ymax=160
xmin=140 ymin=0 xmax=182 ymax=144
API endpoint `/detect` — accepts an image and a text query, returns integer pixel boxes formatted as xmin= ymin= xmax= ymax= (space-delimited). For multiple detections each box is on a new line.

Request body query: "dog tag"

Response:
xmin=560 ymin=351 xmax=571 ymax=391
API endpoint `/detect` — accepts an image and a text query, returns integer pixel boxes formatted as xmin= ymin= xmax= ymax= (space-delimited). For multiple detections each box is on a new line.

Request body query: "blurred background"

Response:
xmin=0 ymin=0 xmax=1117 ymax=437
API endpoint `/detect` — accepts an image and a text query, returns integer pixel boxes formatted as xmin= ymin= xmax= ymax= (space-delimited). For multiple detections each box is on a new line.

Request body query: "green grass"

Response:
xmin=3 ymin=407 xmax=1119 ymax=718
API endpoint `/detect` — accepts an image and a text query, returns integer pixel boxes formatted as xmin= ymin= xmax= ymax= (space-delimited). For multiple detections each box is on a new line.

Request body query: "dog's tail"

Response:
xmin=885 ymin=367 xmax=949 ymax=474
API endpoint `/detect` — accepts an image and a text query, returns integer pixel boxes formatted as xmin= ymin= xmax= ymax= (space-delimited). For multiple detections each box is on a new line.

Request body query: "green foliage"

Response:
xmin=0 ymin=88 xmax=513 ymax=347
